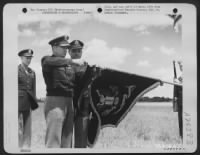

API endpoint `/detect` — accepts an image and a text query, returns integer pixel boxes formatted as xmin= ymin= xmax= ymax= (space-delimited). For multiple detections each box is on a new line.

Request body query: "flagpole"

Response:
xmin=102 ymin=67 xmax=183 ymax=87
xmin=92 ymin=64 xmax=183 ymax=87
xmin=161 ymin=80 xmax=182 ymax=87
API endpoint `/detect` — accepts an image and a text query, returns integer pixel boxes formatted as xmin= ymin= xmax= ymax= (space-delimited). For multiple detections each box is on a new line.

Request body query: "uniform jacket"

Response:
xmin=18 ymin=64 xmax=38 ymax=111
xmin=41 ymin=55 xmax=76 ymax=97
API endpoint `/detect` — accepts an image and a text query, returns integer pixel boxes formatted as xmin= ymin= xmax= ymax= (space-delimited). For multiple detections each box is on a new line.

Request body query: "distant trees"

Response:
xmin=37 ymin=97 xmax=45 ymax=102
xmin=138 ymin=96 xmax=173 ymax=102
xmin=37 ymin=96 xmax=173 ymax=103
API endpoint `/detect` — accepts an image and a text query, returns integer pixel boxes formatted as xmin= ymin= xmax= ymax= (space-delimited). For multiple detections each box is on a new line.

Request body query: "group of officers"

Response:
xmin=18 ymin=35 xmax=90 ymax=148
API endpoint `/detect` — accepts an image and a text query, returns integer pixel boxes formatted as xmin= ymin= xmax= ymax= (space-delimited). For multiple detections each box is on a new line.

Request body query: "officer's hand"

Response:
xmin=72 ymin=59 xmax=85 ymax=66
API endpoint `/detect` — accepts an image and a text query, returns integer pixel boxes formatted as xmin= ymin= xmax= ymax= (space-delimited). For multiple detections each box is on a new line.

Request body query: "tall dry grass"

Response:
xmin=31 ymin=102 xmax=182 ymax=149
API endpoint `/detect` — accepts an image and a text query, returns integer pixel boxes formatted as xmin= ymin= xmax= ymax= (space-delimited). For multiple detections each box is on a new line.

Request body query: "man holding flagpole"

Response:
xmin=68 ymin=40 xmax=90 ymax=148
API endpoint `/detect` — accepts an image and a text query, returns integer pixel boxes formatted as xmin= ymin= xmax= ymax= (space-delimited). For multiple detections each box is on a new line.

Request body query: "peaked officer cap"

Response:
xmin=49 ymin=35 xmax=70 ymax=47
xmin=18 ymin=49 xmax=34 ymax=57
xmin=69 ymin=40 xmax=84 ymax=49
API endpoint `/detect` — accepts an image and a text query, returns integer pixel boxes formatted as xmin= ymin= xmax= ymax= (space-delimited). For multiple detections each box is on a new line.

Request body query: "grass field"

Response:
xmin=32 ymin=102 xmax=182 ymax=149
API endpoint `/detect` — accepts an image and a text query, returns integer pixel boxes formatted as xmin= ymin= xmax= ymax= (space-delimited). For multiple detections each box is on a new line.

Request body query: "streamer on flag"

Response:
xmin=173 ymin=60 xmax=183 ymax=139
xmin=173 ymin=60 xmax=183 ymax=111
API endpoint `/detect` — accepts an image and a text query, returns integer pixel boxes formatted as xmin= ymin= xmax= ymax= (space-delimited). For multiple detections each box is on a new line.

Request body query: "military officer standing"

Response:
xmin=41 ymin=35 xmax=84 ymax=148
xmin=68 ymin=40 xmax=90 ymax=148
xmin=18 ymin=49 xmax=38 ymax=148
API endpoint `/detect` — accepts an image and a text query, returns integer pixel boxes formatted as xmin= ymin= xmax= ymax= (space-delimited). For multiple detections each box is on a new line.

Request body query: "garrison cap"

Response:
xmin=48 ymin=35 xmax=69 ymax=47
xmin=69 ymin=40 xmax=84 ymax=49
xmin=18 ymin=49 xmax=34 ymax=57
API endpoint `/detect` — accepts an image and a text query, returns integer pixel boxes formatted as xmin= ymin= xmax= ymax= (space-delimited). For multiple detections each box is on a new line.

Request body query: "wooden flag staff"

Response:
xmin=100 ymin=66 xmax=183 ymax=87
xmin=161 ymin=80 xmax=182 ymax=87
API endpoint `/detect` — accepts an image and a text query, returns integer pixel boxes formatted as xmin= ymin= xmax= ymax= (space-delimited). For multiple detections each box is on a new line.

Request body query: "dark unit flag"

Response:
xmin=74 ymin=65 xmax=161 ymax=147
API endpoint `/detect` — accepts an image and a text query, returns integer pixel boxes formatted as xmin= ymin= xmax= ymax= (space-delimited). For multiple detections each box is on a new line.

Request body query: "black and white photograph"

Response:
xmin=3 ymin=3 xmax=197 ymax=153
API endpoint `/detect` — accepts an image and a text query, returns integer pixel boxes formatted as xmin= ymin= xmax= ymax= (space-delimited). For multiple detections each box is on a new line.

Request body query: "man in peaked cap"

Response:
xmin=18 ymin=49 xmax=34 ymax=57
xmin=18 ymin=49 xmax=38 ymax=148
xmin=41 ymin=35 xmax=85 ymax=148
xmin=68 ymin=40 xmax=90 ymax=148
xmin=48 ymin=35 xmax=70 ymax=47
xmin=68 ymin=40 xmax=84 ymax=59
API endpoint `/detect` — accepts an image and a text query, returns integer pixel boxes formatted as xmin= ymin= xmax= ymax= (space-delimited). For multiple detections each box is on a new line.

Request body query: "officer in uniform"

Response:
xmin=68 ymin=40 xmax=90 ymax=148
xmin=41 ymin=35 xmax=84 ymax=148
xmin=18 ymin=49 xmax=38 ymax=148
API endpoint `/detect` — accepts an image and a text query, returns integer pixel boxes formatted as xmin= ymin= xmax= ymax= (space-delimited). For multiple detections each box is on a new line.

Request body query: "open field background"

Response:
xmin=32 ymin=102 xmax=182 ymax=149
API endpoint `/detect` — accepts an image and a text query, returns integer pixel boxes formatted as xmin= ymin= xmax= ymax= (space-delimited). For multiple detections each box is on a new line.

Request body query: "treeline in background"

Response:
xmin=37 ymin=96 xmax=173 ymax=103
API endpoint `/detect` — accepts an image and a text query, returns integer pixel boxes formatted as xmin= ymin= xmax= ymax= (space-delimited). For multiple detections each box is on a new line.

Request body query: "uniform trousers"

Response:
xmin=18 ymin=110 xmax=31 ymax=148
xmin=44 ymin=96 xmax=74 ymax=148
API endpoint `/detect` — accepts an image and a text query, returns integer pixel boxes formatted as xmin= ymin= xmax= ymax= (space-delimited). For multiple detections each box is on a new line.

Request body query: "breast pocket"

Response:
xmin=29 ymin=72 xmax=35 ymax=79
xmin=18 ymin=90 xmax=25 ymax=97
xmin=18 ymin=73 xmax=26 ymax=83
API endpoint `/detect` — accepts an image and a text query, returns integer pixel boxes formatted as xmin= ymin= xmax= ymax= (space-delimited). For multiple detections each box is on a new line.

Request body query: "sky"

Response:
xmin=18 ymin=11 xmax=182 ymax=98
